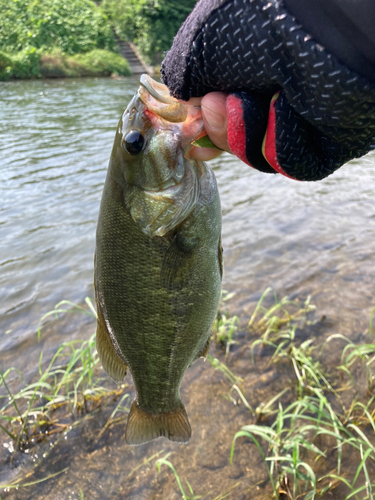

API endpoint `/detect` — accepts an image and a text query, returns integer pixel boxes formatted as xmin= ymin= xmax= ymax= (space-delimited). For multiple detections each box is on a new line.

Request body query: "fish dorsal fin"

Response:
xmin=96 ymin=296 xmax=127 ymax=384
xmin=125 ymin=401 xmax=191 ymax=445
xmin=125 ymin=159 xmax=200 ymax=238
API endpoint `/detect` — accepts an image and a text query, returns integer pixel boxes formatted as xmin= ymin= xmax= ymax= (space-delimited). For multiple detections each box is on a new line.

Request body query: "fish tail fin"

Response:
xmin=125 ymin=401 xmax=191 ymax=446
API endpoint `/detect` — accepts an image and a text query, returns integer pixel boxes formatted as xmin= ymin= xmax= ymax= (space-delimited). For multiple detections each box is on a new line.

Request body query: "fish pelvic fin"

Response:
xmin=96 ymin=299 xmax=127 ymax=384
xmin=125 ymin=401 xmax=191 ymax=446
xmin=196 ymin=337 xmax=211 ymax=360
xmin=218 ymin=236 xmax=224 ymax=280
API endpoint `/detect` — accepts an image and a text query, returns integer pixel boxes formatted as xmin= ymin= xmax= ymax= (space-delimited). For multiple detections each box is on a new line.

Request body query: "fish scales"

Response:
xmin=95 ymin=75 xmax=222 ymax=445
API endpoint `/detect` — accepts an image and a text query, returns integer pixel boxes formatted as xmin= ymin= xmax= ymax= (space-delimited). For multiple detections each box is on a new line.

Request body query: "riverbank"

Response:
xmin=2 ymin=291 xmax=375 ymax=499
xmin=0 ymin=48 xmax=131 ymax=81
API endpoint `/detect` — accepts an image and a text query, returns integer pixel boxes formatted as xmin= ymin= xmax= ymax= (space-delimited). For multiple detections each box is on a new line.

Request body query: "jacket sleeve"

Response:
xmin=161 ymin=0 xmax=375 ymax=181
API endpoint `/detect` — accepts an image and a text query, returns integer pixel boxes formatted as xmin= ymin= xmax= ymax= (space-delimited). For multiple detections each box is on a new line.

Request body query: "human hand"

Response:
xmin=188 ymin=92 xmax=231 ymax=162
xmin=163 ymin=0 xmax=375 ymax=181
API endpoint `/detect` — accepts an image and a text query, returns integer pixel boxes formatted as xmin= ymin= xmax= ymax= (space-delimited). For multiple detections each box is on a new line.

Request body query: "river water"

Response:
xmin=1 ymin=77 xmax=375 ymax=499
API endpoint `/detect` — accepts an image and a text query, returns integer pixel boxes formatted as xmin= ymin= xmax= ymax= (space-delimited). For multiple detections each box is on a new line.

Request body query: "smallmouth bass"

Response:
xmin=94 ymin=75 xmax=222 ymax=445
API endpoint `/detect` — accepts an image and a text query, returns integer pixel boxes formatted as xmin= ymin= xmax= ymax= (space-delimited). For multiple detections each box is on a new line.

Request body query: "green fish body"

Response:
xmin=95 ymin=76 xmax=222 ymax=445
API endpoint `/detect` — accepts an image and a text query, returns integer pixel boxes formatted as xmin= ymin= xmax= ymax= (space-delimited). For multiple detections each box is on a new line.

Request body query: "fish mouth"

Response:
xmin=140 ymin=75 xmax=177 ymax=105
xmin=138 ymin=75 xmax=188 ymax=123
xmin=138 ymin=75 xmax=206 ymax=153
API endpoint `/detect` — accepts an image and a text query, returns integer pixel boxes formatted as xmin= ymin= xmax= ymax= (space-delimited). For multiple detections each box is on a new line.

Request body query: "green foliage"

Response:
xmin=0 ymin=0 xmax=115 ymax=55
xmin=0 ymin=48 xmax=131 ymax=81
xmin=0 ymin=0 xmax=133 ymax=80
xmin=39 ymin=49 xmax=131 ymax=78
xmin=102 ymin=0 xmax=197 ymax=64
xmin=70 ymin=49 xmax=131 ymax=77
xmin=0 ymin=51 xmax=12 ymax=80
xmin=10 ymin=47 xmax=42 ymax=79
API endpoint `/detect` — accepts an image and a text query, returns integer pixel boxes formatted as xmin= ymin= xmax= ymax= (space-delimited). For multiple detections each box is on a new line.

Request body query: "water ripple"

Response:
xmin=1 ymin=76 xmax=375 ymax=357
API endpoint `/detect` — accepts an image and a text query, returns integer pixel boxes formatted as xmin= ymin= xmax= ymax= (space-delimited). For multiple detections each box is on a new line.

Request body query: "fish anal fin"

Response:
xmin=125 ymin=401 xmax=191 ymax=446
xmin=96 ymin=301 xmax=127 ymax=384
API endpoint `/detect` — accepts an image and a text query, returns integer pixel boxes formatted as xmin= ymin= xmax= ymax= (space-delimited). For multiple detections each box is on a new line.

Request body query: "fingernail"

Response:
xmin=201 ymin=104 xmax=226 ymax=131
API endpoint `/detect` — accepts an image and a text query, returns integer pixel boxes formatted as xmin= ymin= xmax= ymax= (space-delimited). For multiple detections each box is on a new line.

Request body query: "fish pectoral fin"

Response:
xmin=96 ymin=299 xmax=127 ymax=384
xmin=125 ymin=401 xmax=191 ymax=446
xmin=161 ymin=233 xmax=197 ymax=289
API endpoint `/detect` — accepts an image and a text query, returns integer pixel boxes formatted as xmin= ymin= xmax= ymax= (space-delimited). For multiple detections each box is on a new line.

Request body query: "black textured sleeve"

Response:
xmin=161 ymin=0 xmax=375 ymax=181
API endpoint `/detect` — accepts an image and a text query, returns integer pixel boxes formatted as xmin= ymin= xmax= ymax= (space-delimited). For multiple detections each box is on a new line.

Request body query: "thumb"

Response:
xmin=201 ymin=92 xmax=231 ymax=154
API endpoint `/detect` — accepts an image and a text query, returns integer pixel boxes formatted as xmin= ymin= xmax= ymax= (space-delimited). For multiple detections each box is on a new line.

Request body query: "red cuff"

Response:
xmin=226 ymin=94 xmax=253 ymax=168
xmin=262 ymin=92 xmax=297 ymax=180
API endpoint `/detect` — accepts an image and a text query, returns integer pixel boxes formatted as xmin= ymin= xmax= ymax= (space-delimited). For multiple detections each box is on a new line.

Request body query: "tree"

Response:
xmin=0 ymin=0 xmax=114 ymax=55
xmin=101 ymin=0 xmax=197 ymax=64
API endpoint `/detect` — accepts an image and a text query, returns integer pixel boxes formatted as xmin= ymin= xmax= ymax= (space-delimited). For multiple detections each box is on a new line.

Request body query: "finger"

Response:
xmin=189 ymin=146 xmax=224 ymax=161
xmin=201 ymin=92 xmax=231 ymax=153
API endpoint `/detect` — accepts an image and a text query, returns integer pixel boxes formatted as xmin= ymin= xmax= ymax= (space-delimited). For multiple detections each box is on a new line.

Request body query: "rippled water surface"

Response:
xmin=1 ymin=77 xmax=375 ymax=498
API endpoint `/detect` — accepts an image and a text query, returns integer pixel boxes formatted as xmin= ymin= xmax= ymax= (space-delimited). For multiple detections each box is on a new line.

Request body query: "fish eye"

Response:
xmin=122 ymin=130 xmax=145 ymax=155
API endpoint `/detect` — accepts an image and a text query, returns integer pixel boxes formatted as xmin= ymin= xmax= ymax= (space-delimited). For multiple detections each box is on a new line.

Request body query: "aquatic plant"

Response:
xmin=156 ymin=453 xmax=202 ymax=500
xmin=227 ymin=290 xmax=375 ymax=499
xmin=2 ymin=289 xmax=375 ymax=499
xmin=327 ymin=332 xmax=375 ymax=393
xmin=212 ymin=290 xmax=240 ymax=357
xmin=248 ymin=287 xmax=316 ymax=348
xmin=0 ymin=298 xmax=129 ymax=451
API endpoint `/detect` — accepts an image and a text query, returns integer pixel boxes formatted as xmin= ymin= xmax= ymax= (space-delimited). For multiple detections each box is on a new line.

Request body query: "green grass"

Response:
xmin=0 ymin=298 xmax=129 ymax=453
xmin=212 ymin=290 xmax=240 ymax=357
xmin=0 ymin=468 xmax=69 ymax=497
xmin=248 ymin=287 xmax=316 ymax=347
xmin=327 ymin=333 xmax=375 ymax=393
xmin=156 ymin=453 xmax=202 ymax=500
xmin=231 ymin=395 xmax=375 ymax=499
xmin=229 ymin=290 xmax=375 ymax=499
xmin=158 ymin=290 xmax=375 ymax=499
xmin=2 ymin=290 xmax=375 ymax=499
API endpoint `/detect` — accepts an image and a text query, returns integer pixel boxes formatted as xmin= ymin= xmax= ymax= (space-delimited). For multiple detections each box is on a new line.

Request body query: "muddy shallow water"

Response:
xmin=1 ymin=77 xmax=375 ymax=499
